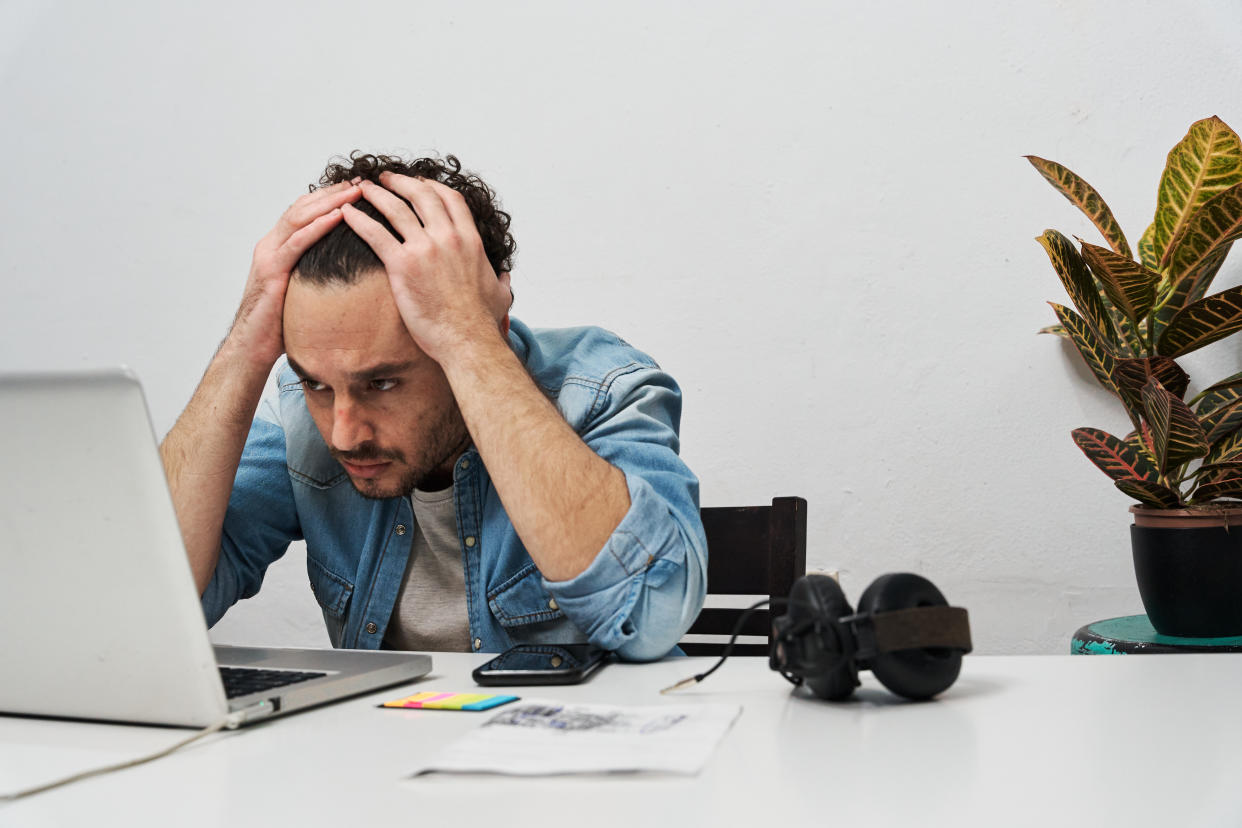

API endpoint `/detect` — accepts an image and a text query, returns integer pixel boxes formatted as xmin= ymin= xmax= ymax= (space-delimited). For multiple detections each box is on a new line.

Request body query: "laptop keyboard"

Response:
xmin=219 ymin=666 xmax=328 ymax=699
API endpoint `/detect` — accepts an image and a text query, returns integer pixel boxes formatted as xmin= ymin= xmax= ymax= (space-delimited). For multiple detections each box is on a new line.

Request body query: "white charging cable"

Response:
xmin=0 ymin=714 xmax=240 ymax=802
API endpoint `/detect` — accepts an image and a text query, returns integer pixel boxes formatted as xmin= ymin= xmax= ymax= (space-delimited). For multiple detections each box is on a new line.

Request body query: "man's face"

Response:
xmin=283 ymin=271 xmax=470 ymax=498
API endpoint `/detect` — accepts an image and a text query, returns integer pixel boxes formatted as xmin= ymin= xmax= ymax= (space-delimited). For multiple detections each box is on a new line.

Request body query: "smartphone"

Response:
xmin=472 ymin=644 xmax=610 ymax=686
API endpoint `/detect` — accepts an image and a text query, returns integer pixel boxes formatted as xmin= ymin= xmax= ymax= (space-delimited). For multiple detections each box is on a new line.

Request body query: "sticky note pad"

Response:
xmin=381 ymin=691 xmax=519 ymax=711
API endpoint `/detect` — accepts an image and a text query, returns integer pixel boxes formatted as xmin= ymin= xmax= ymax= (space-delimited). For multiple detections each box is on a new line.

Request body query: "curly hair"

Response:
xmin=293 ymin=152 xmax=516 ymax=286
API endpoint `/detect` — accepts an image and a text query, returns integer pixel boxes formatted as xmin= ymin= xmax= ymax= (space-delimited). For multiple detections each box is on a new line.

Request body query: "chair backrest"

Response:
xmin=682 ymin=496 xmax=807 ymax=657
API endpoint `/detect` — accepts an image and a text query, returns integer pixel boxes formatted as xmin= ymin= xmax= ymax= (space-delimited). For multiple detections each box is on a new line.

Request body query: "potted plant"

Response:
xmin=1029 ymin=115 xmax=1242 ymax=637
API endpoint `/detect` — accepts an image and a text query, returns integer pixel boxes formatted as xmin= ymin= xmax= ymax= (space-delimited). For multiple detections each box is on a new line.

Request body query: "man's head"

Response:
xmin=293 ymin=153 xmax=516 ymax=286
xmin=284 ymin=153 xmax=515 ymax=498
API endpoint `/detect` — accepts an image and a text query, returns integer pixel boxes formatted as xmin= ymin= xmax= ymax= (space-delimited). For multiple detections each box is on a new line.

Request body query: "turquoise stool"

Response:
xmin=1072 ymin=615 xmax=1242 ymax=654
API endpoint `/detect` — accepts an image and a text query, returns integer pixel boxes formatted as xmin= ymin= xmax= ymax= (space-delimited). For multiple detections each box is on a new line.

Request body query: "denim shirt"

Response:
xmin=201 ymin=319 xmax=707 ymax=661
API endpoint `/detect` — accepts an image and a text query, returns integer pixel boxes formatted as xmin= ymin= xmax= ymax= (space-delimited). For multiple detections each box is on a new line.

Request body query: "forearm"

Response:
xmin=160 ymin=339 xmax=274 ymax=594
xmin=441 ymin=329 xmax=631 ymax=582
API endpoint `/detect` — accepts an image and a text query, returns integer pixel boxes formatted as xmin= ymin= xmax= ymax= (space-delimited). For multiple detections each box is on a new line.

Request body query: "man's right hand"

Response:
xmin=162 ymin=179 xmax=360 ymax=595
xmin=229 ymin=180 xmax=362 ymax=368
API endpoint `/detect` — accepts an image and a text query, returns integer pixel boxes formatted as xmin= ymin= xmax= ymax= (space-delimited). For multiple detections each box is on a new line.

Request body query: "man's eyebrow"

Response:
xmin=284 ymin=358 xmax=418 ymax=383
xmin=352 ymin=360 xmax=418 ymax=380
xmin=286 ymin=357 xmax=314 ymax=380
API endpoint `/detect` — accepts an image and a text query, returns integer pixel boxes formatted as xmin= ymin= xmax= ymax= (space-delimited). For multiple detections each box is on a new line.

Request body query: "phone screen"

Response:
xmin=472 ymin=644 xmax=609 ymax=686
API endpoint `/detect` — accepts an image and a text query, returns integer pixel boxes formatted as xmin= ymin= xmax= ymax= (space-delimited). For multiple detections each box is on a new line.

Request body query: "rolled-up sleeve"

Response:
xmin=200 ymin=403 xmax=302 ymax=627
xmin=542 ymin=364 xmax=708 ymax=661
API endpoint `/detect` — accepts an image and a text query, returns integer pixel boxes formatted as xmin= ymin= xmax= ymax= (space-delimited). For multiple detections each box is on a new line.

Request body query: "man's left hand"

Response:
xmin=341 ymin=172 xmax=512 ymax=364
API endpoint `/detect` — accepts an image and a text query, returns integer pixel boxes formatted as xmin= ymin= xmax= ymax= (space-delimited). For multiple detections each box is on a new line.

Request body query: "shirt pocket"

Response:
xmin=487 ymin=563 xmax=587 ymax=645
xmin=307 ymin=555 xmax=354 ymax=646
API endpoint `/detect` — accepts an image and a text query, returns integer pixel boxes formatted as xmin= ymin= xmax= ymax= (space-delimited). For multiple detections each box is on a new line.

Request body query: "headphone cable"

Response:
xmin=661 ymin=598 xmax=786 ymax=694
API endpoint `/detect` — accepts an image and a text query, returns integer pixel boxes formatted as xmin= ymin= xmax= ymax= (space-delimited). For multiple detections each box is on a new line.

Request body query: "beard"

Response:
xmin=332 ymin=405 xmax=471 ymax=500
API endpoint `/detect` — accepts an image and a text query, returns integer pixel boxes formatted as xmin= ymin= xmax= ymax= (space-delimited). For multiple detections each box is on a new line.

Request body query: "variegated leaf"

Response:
xmin=1156 ymin=283 xmax=1242 ymax=358
xmin=1124 ymin=426 xmax=1159 ymax=466
xmin=1113 ymin=357 xmax=1190 ymax=399
xmin=1079 ymin=241 xmax=1159 ymax=324
xmin=1115 ymin=477 xmax=1183 ymax=508
xmin=1141 ymin=378 xmax=1210 ymax=473
xmin=1027 ymin=156 xmax=1132 ymax=258
xmin=1037 ymin=324 xmax=1068 ymax=337
xmin=1191 ymin=460 xmax=1242 ymax=483
xmin=1191 ymin=473 xmax=1242 ymax=502
xmin=1100 ymin=296 xmax=1145 ymax=355
xmin=1071 ymin=427 xmax=1160 ymax=483
xmin=1198 ymin=393 xmax=1242 ymax=444
xmin=1112 ymin=358 xmax=1190 ymax=428
xmin=1203 ymin=429 xmax=1242 ymax=465
xmin=1184 ymin=243 xmax=1233 ymax=306
xmin=1150 ymin=116 xmax=1242 ymax=268
xmin=1049 ymin=302 xmax=1120 ymax=398
xmin=1165 ymin=181 xmax=1242 ymax=284
xmin=1138 ymin=223 xmax=1159 ymax=270
xmin=1037 ymin=230 xmax=1118 ymax=344
xmin=1151 ymin=244 xmax=1233 ymax=344
xmin=1195 ymin=370 xmax=1242 ymax=402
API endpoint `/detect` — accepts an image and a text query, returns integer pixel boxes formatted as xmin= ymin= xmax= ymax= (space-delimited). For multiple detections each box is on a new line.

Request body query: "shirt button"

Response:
xmin=473 ymin=638 xmax=482 ymax=650
xmin=460 ymin=459 xmax=470 ymax=471
xmin=464 ymin=536 xmax=476 ymax=548
xmin=395 ymin=524 xmax=407 ymax=536
xmin=366 ymin=622 xmax=378 ymax=634
xmin=548 ymin=598 xmax=559 ymax=611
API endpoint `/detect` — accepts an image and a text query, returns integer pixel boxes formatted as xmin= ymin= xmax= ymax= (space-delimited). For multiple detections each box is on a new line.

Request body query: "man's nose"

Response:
xmin=330 ymin=396 xmax=374 ymax=452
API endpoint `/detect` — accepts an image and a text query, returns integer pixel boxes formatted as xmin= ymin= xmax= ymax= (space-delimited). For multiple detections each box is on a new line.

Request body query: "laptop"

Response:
xmin=0 ymin=369 xmax=431 ymax=728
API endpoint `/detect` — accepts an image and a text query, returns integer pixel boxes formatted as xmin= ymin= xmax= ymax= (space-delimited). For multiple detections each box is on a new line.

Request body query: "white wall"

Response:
xmin=4 ymin=0 xmax=1241 ymax=654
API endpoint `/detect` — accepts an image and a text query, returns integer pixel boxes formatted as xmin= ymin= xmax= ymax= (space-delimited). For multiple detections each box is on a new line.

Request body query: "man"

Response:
xmin=161 ymin=153 xmax=707 ymax=660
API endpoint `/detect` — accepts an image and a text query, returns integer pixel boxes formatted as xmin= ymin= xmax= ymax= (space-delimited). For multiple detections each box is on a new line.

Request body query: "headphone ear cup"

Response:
xmin=787 ymin=575 xmax=859 ymax=701
xmin=856 ymin=573 xmax=963 ymax=701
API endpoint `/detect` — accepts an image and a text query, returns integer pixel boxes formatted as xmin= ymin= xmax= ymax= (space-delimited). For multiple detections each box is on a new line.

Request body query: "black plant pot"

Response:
xmin=1131 ymin=521 xmax=1242 ymax=638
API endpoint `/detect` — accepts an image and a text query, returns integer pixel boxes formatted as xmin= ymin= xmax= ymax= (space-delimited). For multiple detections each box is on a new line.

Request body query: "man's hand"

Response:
xmin=230 ymin=180 xmax=362 ymax=368
xmin=343 ymin=171 xmax=628 ymax=583
xmin=162 ymin=179 xmax=359 ymax=594
xmin=341 ymin=172 xmax=512 ymax=365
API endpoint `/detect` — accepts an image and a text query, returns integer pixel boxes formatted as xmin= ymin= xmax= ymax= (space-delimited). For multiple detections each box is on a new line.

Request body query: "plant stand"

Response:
xmin=1071 ymin=615 xmax=1242 ymax=654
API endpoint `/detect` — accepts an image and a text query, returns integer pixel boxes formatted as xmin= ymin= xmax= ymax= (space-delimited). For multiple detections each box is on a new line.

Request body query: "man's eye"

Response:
xmin=370 ymin=379 xmax=397 ymax=392
xmin=301 ymin=379 xmax=328 ymax=393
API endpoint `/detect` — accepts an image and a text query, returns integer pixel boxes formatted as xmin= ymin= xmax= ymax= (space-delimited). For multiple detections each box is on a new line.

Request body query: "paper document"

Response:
xmin=411 ymin=700 xmax=742 ymax=776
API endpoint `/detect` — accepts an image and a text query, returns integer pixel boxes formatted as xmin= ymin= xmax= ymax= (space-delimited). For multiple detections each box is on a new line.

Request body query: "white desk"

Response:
xmin=2 ymin=653 xmax=1240 ymax=827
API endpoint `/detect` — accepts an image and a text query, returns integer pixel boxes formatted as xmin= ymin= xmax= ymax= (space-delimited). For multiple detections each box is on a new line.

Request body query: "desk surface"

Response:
xmin=3 ymin=653 xmax=1240 ymax=827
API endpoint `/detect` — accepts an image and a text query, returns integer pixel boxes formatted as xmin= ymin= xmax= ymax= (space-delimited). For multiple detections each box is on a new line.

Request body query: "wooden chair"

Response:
xmin=682 ymin=496 xmax=808 ymax=656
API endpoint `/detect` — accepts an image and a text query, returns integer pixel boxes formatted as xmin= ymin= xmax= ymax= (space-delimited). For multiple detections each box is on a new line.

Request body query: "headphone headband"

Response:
xmin=840 ymin=606 xmax=972 ymax=661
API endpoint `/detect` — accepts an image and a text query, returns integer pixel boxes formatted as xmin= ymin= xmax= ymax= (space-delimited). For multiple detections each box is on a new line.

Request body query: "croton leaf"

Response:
xmin=1198 ymin=393 xmax=1242 ymax=444
xmin=1115 ymin=477 xmax=1183 ymax=508
xmin=1138 ymin=223 xmax=1158 ymax=270
xmin=1071 ymin=427 xmax=1160 ymax=482
xmin=1191 ymin=473 xmax=1242 ymax=502
xmin=1150 ymin=244 xmax=1233 ymax=343
xmin=1113 ymin=356 xmax=1190 ymax=403
xmin=1164 ymin=181 xmax=1242 ymax=286
xmin=1037 ymin=230 xmax=1118 ymax=344
xmin=1156 ymin=283 xmax=1242 ymax=358
xmin=1048 ymin=302 xmax=1120 ymax=398
xmin=1037 ymin=324 xmax=1068 ymax=337
xmin=1079 ymin=241 xmax=1159 ymax=324
xmin=1141 ymin=378 xmax=1210 ymax=473
xmin=1195 ymin=370 xmax=1242 ymax=401
xmin=1027 ymin=156 xmax=1133 ymax=259
xmin=1203 ymin=428 xmax=1242 ymax=466
xmin=1124 ymin=426 xmax=1159 ymax=464
xmin=1191 ymin=460 xmax=1242 ymax=483
xmin=1150 ymin=116 xmax=1242 ymax=269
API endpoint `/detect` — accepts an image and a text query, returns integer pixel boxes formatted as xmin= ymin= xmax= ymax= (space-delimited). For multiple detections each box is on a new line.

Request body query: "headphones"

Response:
xmin=769 ymin=573 xmax=972 ymax=700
